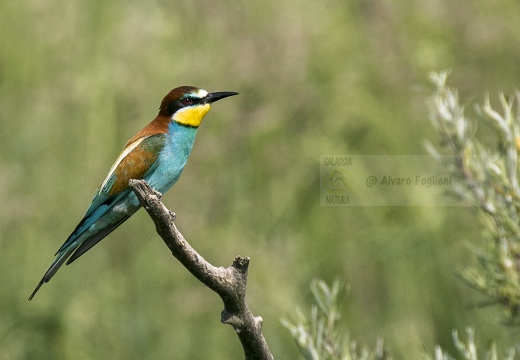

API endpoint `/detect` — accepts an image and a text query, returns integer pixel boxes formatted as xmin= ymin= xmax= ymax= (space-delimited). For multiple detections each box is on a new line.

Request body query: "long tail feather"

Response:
xmin=28 ymin=280 xmax=44 ymax=301
xmin=67 ymin=215 xmax=130 ymax=265
xmin=28 ymin=214 xmax=132 ymax=300
xmin=28 ymin=190 xmax=139 ymax=300
xmin=28 ymin=245 xmax=77 ymax=301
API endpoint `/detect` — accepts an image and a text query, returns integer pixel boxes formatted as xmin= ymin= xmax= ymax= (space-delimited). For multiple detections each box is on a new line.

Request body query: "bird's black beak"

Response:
xmin=204 ymin=91 xmax=239 ymax=104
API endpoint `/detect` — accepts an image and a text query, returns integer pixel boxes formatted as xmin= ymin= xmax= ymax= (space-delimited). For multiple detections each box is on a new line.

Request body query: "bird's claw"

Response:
xmin=152 ymin=189 xmax=163 ymax=200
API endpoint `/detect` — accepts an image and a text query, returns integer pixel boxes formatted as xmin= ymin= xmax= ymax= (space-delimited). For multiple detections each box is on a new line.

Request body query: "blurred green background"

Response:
xmin=2 ymin=0 xmax=520 ymax=358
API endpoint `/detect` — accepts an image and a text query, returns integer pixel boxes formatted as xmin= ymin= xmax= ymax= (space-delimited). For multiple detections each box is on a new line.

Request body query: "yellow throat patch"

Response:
xmin=172 ymin=104 xmax=211 ymax=128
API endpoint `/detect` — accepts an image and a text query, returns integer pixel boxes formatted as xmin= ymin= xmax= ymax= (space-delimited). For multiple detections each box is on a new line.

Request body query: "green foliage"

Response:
xmin=285 ymin=281 xmax=517 ymax=360
xmin=284 ymin=76 xmax=520 ymax=358
xmin=428 ymin=328 xmax=517 ymax=360
xmin=428 ymin=73 xmax=520 ymax=323
xmin=283 ymin=279 xmax=387 ymax=360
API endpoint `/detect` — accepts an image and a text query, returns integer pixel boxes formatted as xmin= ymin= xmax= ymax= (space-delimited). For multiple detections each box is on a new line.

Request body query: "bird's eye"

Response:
xmin=182 ymin=98 xmax=193 ymax=105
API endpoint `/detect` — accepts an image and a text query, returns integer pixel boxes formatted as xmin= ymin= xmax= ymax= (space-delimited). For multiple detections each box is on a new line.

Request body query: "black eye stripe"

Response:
xmin=180 ymin=95 xmax=204 ymax=107
xmin=165 ymin=95 xmax=203 ymax=116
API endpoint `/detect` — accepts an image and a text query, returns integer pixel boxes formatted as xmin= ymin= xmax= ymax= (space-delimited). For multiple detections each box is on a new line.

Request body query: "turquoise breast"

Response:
xmin=146 ymin=121 xmax=198 ymax=194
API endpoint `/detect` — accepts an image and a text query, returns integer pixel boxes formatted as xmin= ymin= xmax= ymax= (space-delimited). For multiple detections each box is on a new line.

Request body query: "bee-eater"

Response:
xmin=29 ymin=86 xmax=238 ymax=300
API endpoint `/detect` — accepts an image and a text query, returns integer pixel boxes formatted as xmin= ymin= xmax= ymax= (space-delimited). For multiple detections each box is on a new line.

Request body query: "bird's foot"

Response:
xmin=151 ymin=188 xmax=163 ymax=200
xmin=169 ymin=211 xmax=176 ymax=220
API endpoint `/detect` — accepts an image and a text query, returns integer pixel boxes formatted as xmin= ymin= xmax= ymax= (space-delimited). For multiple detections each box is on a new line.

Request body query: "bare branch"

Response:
xmin=129 ymin=179 xmax=273 ymax=360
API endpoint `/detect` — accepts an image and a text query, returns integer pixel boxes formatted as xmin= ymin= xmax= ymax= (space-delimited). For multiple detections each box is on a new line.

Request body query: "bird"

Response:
xmin=28 ymin=86 xmax=238 ymax=300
